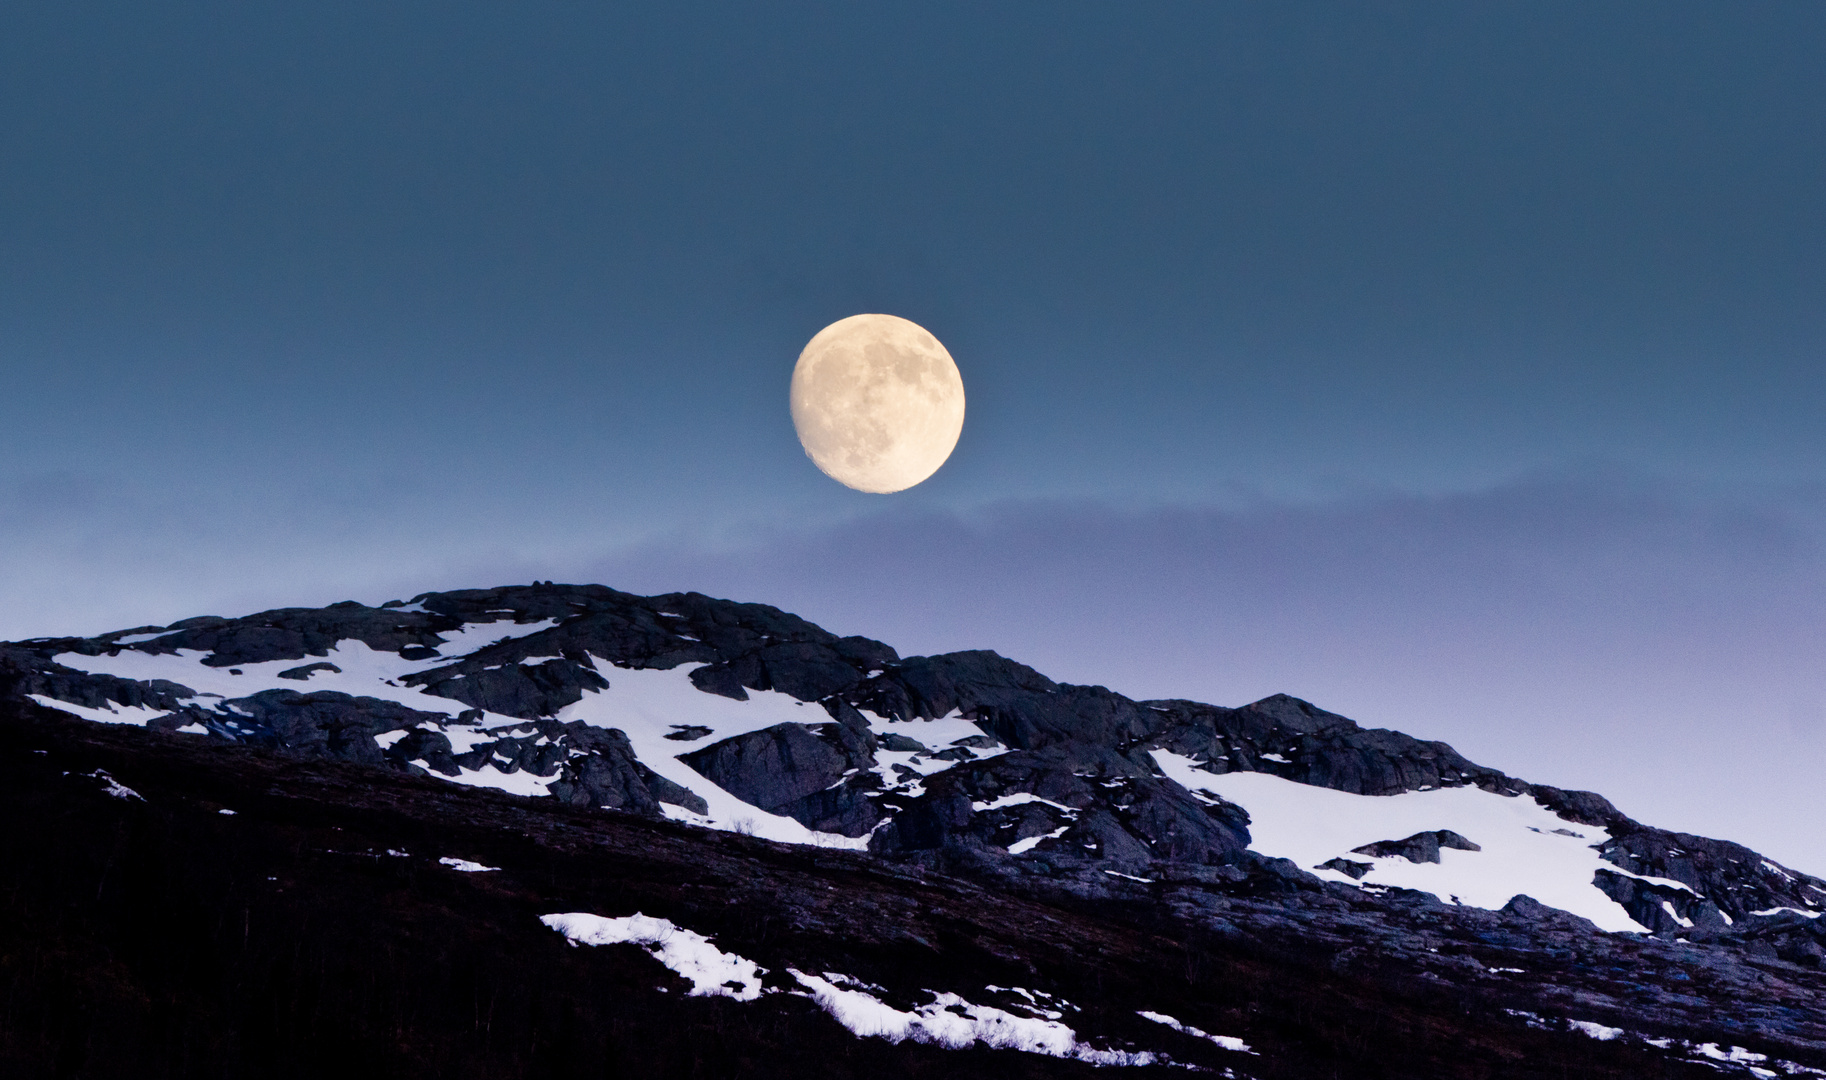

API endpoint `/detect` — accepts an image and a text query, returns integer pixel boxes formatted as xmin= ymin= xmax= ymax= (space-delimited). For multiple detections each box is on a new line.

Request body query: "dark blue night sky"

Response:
xmin=4 ymin=2 xmax=1824 ymax=867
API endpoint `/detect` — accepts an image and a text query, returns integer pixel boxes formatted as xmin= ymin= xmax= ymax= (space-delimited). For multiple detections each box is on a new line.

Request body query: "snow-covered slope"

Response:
xmin=40 ymin=641 xmax=1004 ymax=850
xmin=5 ymin=582 xmax=1823 ymax=944
xmin=1155 ymin=751 xmax=1678 ymax=931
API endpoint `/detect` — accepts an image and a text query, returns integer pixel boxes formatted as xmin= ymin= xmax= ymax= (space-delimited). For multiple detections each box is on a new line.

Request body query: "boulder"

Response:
xmin=1352 ymin=830 xmax=1482 ymax=865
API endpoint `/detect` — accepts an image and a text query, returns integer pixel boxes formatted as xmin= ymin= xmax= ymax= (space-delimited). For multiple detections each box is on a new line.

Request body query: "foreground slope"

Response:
xmin=5 ymin=697 xmax=1823 ymax=1079
xmin=3 ymin=583 xmax=1825 ymax=1076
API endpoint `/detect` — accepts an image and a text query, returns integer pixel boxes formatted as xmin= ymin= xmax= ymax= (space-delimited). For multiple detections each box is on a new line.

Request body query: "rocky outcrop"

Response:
xmin=1352 ymin=830 xmax=1482 ymax=864
xmin=153 ymin=689 xmax=447 ymax=767
xmin=1145 ymin=695 xmax=1527 ymax=797
xmin=681 ymin=722 xmax=879 ymax=836
xmin=869 ymin=745 xmax=1252 ymax=870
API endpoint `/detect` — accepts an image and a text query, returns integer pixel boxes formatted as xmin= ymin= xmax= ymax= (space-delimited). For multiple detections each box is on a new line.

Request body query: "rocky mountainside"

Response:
xmin=4 ymin=582 xmax=1825 ymax=1078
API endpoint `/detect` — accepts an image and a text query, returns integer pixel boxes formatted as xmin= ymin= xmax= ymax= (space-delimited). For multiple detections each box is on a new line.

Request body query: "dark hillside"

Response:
xmin=1 ymin=698 xmax=1805 ymax=1080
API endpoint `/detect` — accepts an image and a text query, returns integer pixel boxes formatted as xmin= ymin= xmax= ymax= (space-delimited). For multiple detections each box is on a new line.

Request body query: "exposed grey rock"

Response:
xmin=544 ymin=722 xmax=709 ymax=815
xmin=408 ymin=657 xmax=608 ymax=718
xmin=880 ymin=733 xmax=930 ymax=753
xmin=1352 ymin=830 xmax=1482 ymax=865
xmin=680 ymin=721 xmax=880 ymax=836
xmin=688 ymin=662 xmax=750 ymax=700
xmin=277 ymin=662 xmax=342 ymax=680
xmin=1593 ymin=869 xmax=1732 ymax=933
xmin=171 ymin=689 xmax=448 ymax=767
xmin=1499 ymin=893 xmax=1601 ymax=933
xmin=870 ymin=745 xmax=1250 ymax=868
xmin=682 ymin=723 xmax=849 ymax=810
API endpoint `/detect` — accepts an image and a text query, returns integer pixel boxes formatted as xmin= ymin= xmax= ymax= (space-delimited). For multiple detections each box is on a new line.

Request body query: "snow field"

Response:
xmin=1151 ymin=750 xmax=1649 ymax=931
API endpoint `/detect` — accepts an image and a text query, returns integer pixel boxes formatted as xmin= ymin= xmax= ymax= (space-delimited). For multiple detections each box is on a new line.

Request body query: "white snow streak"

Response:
xmin=1752 ymin=906 xmax=1824 ymax=919
xmin=789 ymin=971 xmax=1156 ymax=1066
xmin=541 ymin=912 xmax=764 ymax=1001
xmin=1137 ymin=1011 xmax=1255 ymax=1054
xmin=28 ymin=695 xmax=168 ymax=727
xmin=1008 ymin=825 xmax=1070 ymax=855
xmin=972 ymin=792 xmax=1077 ymax=814
xmin=438 ymin=857 xmax=499 ymax=873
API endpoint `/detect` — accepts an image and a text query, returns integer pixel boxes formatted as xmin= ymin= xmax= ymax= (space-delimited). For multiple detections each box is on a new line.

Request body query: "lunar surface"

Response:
xmin=789 ymin=314 xmax=966 ymax=493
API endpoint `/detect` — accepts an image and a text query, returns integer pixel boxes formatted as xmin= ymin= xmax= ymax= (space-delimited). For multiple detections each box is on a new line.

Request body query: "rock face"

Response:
xmin=4 ymin=580 xmax=1825 ymax=973
xmin=681 ymin=722 xmax=869 ymax=833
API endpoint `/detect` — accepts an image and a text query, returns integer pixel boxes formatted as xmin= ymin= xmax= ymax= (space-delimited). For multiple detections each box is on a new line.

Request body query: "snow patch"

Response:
xmin=790 ymin=971 xmax=1156 ymax=1066
xmin=80 ymin=769 xmax=143 ymax=801
xmin=1104 ymin=870 xmax=1155 ymax=884
xmin=1752 ymin=906 xmax=1824 ymax=919
xmin=1137 ymin=1011 xmax=1255 ymax=1054
xmin=28 ymin=694 xmax=169 ymax=727
xmin=973 ymin=792 xmax=1078 ymax=814
xmin=421 ymin=618 xmax=562 ymax=658
xmin=1008 ymin=826 xmax=1070 ymax=855
xmin=1150 ymin=750 xmax=1647 ymax=932
xmin=439 ymin=857 xmax=500 ymax=872
xmin=541 ymin=913 xmax=764 ymax=1000
xmin=439 ymin=762 xmax=556 ymax=798
xmin=1623 ymin=871 xmax=1698 ymax=894
xmin=1510 ymin=1011 xmax=1805 ymax=1076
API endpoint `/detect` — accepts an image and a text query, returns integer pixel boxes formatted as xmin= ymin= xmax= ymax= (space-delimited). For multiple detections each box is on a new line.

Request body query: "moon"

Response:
xmin=790 ymin=314 xmax=966 ymax=494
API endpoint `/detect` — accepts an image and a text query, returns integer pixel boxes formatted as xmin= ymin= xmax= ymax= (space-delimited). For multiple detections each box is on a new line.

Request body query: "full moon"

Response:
xmin=790 ymin=314 xmax=966 ymax=494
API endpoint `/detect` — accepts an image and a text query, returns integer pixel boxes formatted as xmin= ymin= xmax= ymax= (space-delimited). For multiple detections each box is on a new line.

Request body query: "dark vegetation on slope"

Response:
xmin=2 ymin=699 xmax=1820 ymax=1080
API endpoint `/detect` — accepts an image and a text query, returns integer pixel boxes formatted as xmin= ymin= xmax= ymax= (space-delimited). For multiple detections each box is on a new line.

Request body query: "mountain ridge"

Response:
xmin=5 ymin=581 xmax=1820 ymax=940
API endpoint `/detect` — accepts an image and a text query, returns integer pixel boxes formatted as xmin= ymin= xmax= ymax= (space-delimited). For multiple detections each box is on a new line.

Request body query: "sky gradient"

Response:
xmin=4 ymin=3 xmax=1824 ymax=868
